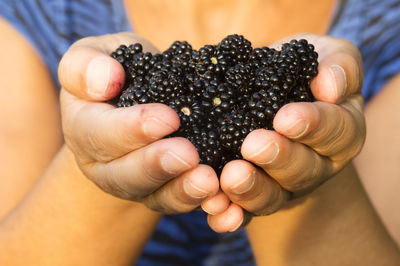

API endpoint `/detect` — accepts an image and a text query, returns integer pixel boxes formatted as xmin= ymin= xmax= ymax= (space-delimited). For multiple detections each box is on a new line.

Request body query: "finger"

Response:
xmin=273 ymin=94 xmax=365 ymax=163
xmin=58 ymin=32 xmax=158 ymax=101
xmin=201 ymin=190 xmax=231 ymax=215
xmin=207 ymin=203 xmax=244 ymax=233
xmin=220 ymin=160 xmax=290 ymax=215
xmin=241 ymin=129 xmax=332 ymax=192
xmin=84 ymin=137 xmax=200 ymax=200
xmin=61 ymin=90 xmax=179 ymax=162
xmin=141 ymin=164 xmax=220 ymax=214
xmin=271 ymin=34 xmax=363 ymax=103
xmin=311 ymin=50 xmax=362 ymax=104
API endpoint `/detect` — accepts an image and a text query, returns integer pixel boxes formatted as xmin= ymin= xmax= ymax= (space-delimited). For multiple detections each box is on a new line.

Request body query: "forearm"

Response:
xmin=246 ymin=163 xmax=400 ymax=266
xmin=0 ymin=145 xmax=161 ymax=266
xmin=354 ymin=73 xmax=400 ymax=246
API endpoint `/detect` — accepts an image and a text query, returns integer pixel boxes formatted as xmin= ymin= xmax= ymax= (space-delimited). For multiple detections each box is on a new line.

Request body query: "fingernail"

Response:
xmin=202 ymin=205 xmax=217 ymax=215
xmin=231 ymin=170 xmax=256 ymax=194
xmin=286 ymin=119 xmax=309 ymax=138
xmin=248 ymin=142 xmax=279 ymax=165
xmin=86 ymin=57 xmax=111 ymax=98
xmin=142 ymin=117 xmax=176 ymax=139
xmin=329 ymin=64 xmax=347 ymax=99
xmin=229 ymin=216 xmax=244 ymax=232
xmin=183 ymin=178 xmax=209 ymax=199
xmin=161 ymin=151 xmax=192 ymax=175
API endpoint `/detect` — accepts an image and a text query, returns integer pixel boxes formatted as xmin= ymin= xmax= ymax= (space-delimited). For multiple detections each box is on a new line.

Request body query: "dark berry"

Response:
xmin=168 ymin=96 xmax=205 ymax=126
xmin=110 ymin=36 xmax=318 ymax=174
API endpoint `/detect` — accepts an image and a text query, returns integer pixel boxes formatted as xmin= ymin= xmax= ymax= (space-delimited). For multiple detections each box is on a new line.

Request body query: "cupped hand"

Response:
xmin=59 ymin=33 xmax=219 ymax=214
xmin=203 ymin=34 xmax=366 ymax=232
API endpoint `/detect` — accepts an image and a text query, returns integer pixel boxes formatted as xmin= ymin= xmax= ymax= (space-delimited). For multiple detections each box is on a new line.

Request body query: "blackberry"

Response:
xmin=168 ymin=96 xmax=205 ymax=126
xmin=161 ymin=41 xmax=189 ymax=63
xmin=282 ymin=39 xmax=318 ymax=84
xmin=247 ymin=89 xmax=286 ymax=129
xmin=201 ymin=83 xmax=236 ymax=117
xmin=249 ymin=46 xmax=275 ymax=69
xmin=110 ymin=45 xmax=128 ymax=65
xmin=162 ymin=41 xmax=195 ymax=73
xmin=289 ymin=84 xmax=315 ymax=102
xmin=111 ymin=43 xmax=143 ymax=68
xmin=148 ymin=70 xmax=184 ymax=103
xmin=254 ymin=67 xmax=291 ymax=95
xmin=117 ymin=83 xmax=151 ymax=107
xmin=218 ymin=34 xmax=253 ymax=65
xmin=187 ymin=126 xmax=223 ymax=171
xmin=216 ymin=153 xmax=237 ymax=176
xmin=110 ymin=45 xmax=129 ymax=65
xmin=225 ymin=63 xmax=255 ymax=90
xmin=194 ymin=45 xmax=231 ymax=75
xmin=125 ymin=52 xmax=155 ymax=84
xmin=219 ymin=111 xmax=258 ymax=154
xmin=110 ymin=36 xmax=318 ymax=174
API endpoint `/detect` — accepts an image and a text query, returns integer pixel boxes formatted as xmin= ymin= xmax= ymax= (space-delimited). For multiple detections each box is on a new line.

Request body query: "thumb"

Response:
xmin=58 ymin=32 xmax=159 ymax=101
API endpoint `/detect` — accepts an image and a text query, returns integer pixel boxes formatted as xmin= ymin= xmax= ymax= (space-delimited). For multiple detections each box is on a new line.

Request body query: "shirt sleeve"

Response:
xmin=329 ymin=0 xmax=400 ymax=103
xmin=0 ymin=0 xmax=132 ymax=88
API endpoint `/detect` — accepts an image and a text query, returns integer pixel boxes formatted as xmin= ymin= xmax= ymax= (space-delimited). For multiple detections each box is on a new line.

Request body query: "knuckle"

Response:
xmin=252 ymin=205 xmax=280 ymax=216
xmin=281 ymin=153 xmax=331 ymax=192
xmin=314 ymin=110 xmax=347 ymax=155
xmin=142 ymin=147 xmax=174 ymax=184
xmin=140 ymin=194 xmax=165 ymax=213
xmin=142 ymin=192 xmax=195 ymax=214
xmin=331 ymin=98 xmax=366 ymax=161
xmin=93 ymin=171 xmax=134 ymax=200
xmin=86 ymin=131 xmax=113 ymax=162
xmin=348 ymin=110 xmax=366 ymax=157
xmin=248 ymin=194 xmax=286 ymax=216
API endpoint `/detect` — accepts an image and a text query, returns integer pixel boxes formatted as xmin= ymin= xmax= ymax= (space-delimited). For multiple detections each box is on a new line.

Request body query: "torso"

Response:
xmin=124 ymin=0 xmax=336 ymax=50
xmin=1 ymin=0 xmax=400 ymax=264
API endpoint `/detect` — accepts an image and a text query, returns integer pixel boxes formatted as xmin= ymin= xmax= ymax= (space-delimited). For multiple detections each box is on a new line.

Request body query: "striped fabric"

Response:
xmin=0 ymin=0 xmax=131 ymax=87
xmin=137 ymin=212 xmax=254 ymax=266
xmin=1 ymin=0 xmax=400 ymax=265
xmin=329 ymin=0 xmax=400 ymax=102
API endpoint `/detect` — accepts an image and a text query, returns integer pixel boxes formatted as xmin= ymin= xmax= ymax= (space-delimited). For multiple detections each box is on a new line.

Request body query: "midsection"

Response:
xmin=124 ymin=0 xmax=336 ymax=50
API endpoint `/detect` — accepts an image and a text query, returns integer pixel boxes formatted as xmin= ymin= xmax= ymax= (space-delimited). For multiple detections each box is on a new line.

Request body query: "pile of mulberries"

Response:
xmin=110 ymin=35 xmax=318 ymax=174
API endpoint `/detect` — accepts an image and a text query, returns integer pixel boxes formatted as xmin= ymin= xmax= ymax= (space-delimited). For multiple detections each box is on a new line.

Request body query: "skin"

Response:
xmin=59 ymin=33 xmax=221 ymax=213
xmin=354 ymin=74 xmax=400 ymax=246
xmin=124 ymin=0 xmax=365 ymax=231
xmin=0 ymin=19 xmax=161 ymax=265
xmin=59 ymin=32 xmax=365 ymax=228
xmin=0 ymin=0 xmax=399 ymax=264
xmin=58 ymin=32 xmax=399 ymax=265
xmin=126 ymin=0 xmax=336 ymax=50
xmin=0 ymin=146 xmax=161 ymax=265
xmin=247 ymin=164 xmax=400 ymax=265
xmin=206 ymin=34 xmax=366 ymax=231
xmin=0 ymin=17 xmax=63 ymax=220
xmin=126 ymin=1 xmax=400 ymax=243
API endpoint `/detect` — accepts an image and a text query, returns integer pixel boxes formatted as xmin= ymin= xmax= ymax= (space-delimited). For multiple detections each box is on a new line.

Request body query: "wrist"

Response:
xmin=0 ymin=144 xmax=162 ymax=265
xmin=60 ymin=144 xmax=163 ymax=217
xmin=246 ymin=163 xmax=400 ymax=265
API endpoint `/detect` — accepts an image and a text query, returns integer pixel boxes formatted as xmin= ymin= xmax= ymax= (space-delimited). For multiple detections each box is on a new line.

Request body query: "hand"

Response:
xmin=202 ymin=34 xmax=366 ymax=232
xmin=59 ymin=32 xmax=220 ymax=214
